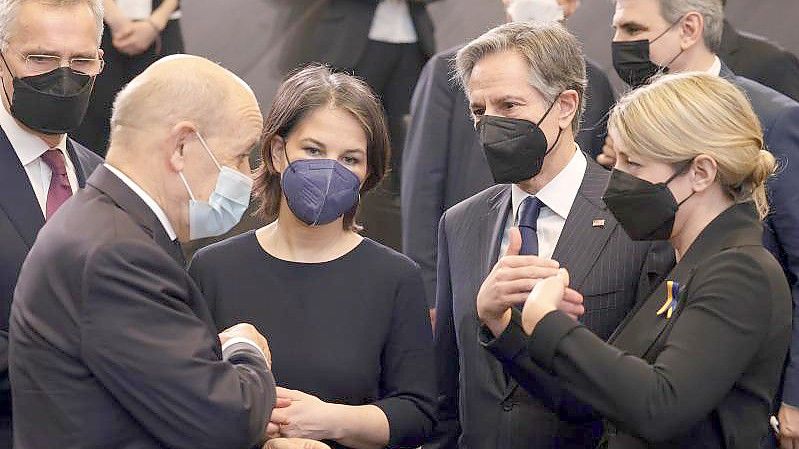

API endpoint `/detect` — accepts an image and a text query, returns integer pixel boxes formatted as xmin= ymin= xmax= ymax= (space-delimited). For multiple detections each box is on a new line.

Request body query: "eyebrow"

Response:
xmin=614 ymin=20 xmax=648 ymax=31
xmin=300 ymin=138 xmax=326 ymax=148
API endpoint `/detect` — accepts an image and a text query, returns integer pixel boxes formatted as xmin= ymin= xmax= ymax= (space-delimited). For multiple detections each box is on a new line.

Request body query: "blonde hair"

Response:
xmin=456 ymin=21 xmax=586 ymax=134
xmin=609 ymin=72 xmax=776 ymax=219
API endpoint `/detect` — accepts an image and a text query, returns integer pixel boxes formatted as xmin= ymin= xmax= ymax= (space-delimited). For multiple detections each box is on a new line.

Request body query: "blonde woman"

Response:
xmin=478 ymin=72 xmax=791 ymax=449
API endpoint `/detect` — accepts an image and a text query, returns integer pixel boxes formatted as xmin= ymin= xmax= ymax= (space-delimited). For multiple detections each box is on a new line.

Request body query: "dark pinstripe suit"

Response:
xmin=428 ymin=156 xmax=673 ymax=449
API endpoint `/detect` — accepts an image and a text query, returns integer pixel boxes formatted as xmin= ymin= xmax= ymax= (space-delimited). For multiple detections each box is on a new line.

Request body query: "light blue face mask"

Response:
xmin=179 ymin=132 xmax=253 ymax=240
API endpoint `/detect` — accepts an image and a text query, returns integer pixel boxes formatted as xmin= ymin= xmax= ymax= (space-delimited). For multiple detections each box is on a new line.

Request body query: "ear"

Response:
xmin=689 ymin=154 xmax=718 ymax=193
xmin=678 ymin=11 xmax=704 ymax=51
xmin=270 ymin=135 xmax=287 ymax=174
xmin=167 ymin=121 xmax=197 ymax=173
xmin=556 ymin=89 xmax=579 ymax=130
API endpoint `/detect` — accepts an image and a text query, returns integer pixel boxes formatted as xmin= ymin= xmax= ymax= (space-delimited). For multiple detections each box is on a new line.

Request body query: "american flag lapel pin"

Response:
xmin=592 ymin=219 xmax=605 ymax=228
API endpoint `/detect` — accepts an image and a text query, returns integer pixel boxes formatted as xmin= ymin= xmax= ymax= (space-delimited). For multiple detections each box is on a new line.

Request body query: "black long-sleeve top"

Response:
xmin=189 ymin=231 xmax=437 ymax=449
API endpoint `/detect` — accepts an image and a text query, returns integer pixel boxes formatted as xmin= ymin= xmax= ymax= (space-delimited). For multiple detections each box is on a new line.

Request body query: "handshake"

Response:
xmin=218 ymin=325 xmax=334 ymax=449
xmin=477 ymin=227 xmax=584 ymax=337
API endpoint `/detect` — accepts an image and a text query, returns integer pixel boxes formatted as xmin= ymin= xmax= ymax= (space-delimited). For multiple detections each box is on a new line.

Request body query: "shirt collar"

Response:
xmin=0 ymin=100 xmax=67 ymax=165
xmin=707 ymin=55 xmax=722 ymax=76
xmin=511 ymin=146 xmax=587 ymax=221
xmin=103 ymin=163 xmax=178 ymax=241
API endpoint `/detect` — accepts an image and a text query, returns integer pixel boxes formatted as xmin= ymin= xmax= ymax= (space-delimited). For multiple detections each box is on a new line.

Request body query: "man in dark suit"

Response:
xmin=9 ymin=55 xmax=276 ymax=449
xmin=0 ymin=0 xmax=106 ymax=445
xmin=604 ymin=1 xmax=799 ymax=447
xmin=428 ymin=21 xmax=670 ymax=449
xmin=718 ymin=0 xmax=799 ymax=101
xmin=292 ymin=0 xmax=441 ymax=251
xmin=401 ymin=0 xmax=616 ymax=312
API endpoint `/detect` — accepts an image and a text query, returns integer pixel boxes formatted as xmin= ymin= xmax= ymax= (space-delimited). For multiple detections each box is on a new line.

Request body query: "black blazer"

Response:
xmin=428 ymin=156 xmax=673 ymax=449
xmin=719 ymin=20 xmax=799 ymax=102
xmin=0 ymin=126 xmax=101 ymax=447
xmin=401 ymin=45 xmax=616 ymax=306
xmin=9 ymin=165 xmax=276 ymax=449
xmin=495 ymin=202 xmax=791 ymax=449
xmin=295 ymin=0 xmax=439 ymax=71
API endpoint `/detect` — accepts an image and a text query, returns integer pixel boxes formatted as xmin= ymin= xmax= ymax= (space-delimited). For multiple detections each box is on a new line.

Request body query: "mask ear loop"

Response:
xmin=537 ymin=93 xmax=566 ymax=156
xmin=0 ymin=53 xmax=14 ymax=108
xmin=664 ymin=159 xmax=695 ymax=206
xmin=649 ymin=18 xmax=686 ymax=76
xmin=194 ymin=131 xmax=222 ymax=171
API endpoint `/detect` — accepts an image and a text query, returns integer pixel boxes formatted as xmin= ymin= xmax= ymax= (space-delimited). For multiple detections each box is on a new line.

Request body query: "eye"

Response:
xmin=342 ymin=156 xmax=360 ymax=166
xmin=503 ymin=102 xmax=518 ymax=110
xmin=304 ymin=147 xmax=322 ymax=157
xmin=470 ymin=107 xmax=485 ymax=117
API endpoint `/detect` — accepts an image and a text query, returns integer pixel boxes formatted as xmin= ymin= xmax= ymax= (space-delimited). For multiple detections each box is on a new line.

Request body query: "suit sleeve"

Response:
xmin=424 ymin=214 xmax=460 ymax=449
xmin=526 ymin=250 xmax=773 ymax=441
xmin=372 ymin=266 xmax=437 ymax=448
xmin=80 ymin=240 xmax=276 ymax=449
xmin=764 ymin=104 xmax=799 ymax=406
xmin=401 ymin=53 xmax=457 ymax=307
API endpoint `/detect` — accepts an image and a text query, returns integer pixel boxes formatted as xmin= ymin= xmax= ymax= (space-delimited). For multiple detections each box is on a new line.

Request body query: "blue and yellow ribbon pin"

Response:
xmin=656 ymin=280 xmax=680 ymax=319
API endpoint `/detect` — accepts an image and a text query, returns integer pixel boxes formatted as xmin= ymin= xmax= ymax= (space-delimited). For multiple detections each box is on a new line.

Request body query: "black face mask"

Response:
xmin=602 ymin=164 xmax=694 ymax=241
xmin=611 ymin=20 xmax=683 ymax=89
xmin=476 ymin=98 xmax=563 ymax=184
xmin=1 ymin=55 xmax=94 ymax=135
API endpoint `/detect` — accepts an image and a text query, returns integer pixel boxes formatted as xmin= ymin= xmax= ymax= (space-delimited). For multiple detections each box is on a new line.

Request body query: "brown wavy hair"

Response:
xmin=254 ymin=64 xmax=390 ymax=229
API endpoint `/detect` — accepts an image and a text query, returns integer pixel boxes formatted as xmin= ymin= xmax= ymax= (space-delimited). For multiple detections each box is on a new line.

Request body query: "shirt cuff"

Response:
xmin=480 ymin=308 xmax=529 ymax=362
xmin=221 ymin=336 xmax=265 ymax=361
xmin=527 ymin=311 xmax=581 ymax=371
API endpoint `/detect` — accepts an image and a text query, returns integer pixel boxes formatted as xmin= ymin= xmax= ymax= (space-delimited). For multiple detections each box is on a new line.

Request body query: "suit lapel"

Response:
xmin=551 ymin=159 xmax=616 ymax=291
xmin=65 ymin=139 xmax=89 ymax=187
xmin=483 ymin=186 xmax=512 ymax=275
xmin=0 ymin=126 xmax=45 ymax=248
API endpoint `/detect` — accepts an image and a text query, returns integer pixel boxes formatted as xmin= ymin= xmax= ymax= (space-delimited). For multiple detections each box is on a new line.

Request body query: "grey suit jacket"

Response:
xmin=429 ymin=157 xmax=671 ymax=449
xmin=401 ymin=45 xmax=616 ymax=306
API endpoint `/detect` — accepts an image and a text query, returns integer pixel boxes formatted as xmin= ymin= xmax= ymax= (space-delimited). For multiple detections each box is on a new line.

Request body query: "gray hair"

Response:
xmin=456 ymin=21 xmax=587 ymax=133
xmin=0 ymin=0 xmax=104 ymax=50
xmin=657 ymin=0 xmax=724 ymax=52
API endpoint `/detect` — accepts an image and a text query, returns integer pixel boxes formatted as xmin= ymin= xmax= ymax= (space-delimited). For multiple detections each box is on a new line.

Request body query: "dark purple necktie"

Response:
xmin=518 ymin=196 xmax=543 ymax=255
xmin=40 ymin=149 xmax=73 ymax=220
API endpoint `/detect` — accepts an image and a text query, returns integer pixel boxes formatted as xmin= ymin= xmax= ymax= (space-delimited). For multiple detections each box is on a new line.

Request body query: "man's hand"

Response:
xmin=219 ymin=323 xmax=272 ymax=368
xmin=112 ymin=20 xmax=158 ymax=56
xmin=779 ymin=403 xmax=799 ymax=449
xmin=269 ymin=388 xmax=339 ymax=441
xmin=521 ymin=270 xmax=572 ymax=335
xmin=263 ymin=438 xmax=331 ymax=449
xmin=596 ymin=135 xmax=617 ymax=169
xmin=477 ymin=227 xmax=560 ymax=336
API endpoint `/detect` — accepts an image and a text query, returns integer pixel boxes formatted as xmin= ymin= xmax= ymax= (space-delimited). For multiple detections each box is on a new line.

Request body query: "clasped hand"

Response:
xmin=476 ymin=227 xmax=584 ymax=336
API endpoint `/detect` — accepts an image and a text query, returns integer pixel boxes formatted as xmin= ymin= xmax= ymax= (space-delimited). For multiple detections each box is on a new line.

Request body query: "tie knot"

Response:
xmin=518 ymin=196 xmax=544 ymax=229
xmin=41 ymin=149 xmax=68 ymax=176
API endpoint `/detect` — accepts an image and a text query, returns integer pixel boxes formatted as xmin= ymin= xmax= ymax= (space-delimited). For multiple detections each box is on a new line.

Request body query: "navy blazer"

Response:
xmin=0 ymin=126 xmax=101 ymax=446
xmin=719 ymin=20 xmax=799 ymax=102
xmin=428 ymin=157 xmax=673 ymax=449
xmin=719 ymin=64 xmax=799 ymax=407
xmin=401 ymin=45 xmax=616 ymax=306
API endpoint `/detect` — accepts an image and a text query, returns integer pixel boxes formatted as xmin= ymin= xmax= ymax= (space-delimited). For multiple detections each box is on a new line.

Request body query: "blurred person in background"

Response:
xmin=73 ymin=0 xmax=183 ymax=156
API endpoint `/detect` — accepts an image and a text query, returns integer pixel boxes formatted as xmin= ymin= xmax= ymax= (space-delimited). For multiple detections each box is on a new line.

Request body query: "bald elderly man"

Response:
xmin=9 ymin=55 xmax=275 ymax=449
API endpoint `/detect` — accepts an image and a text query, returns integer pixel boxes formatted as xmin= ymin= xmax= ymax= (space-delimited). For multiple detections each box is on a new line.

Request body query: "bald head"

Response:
xmin=105 ymin=54 xmax=263 ymax=242
xmin=109 ymin=54 xmax=261 ymax=152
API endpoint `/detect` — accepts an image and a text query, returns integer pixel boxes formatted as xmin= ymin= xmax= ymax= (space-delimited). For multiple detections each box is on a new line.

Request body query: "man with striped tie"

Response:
xmin=428 ymin=21 xmax=673 ymax=449
xmin=0 ymin=0 xmax=104 ymax=445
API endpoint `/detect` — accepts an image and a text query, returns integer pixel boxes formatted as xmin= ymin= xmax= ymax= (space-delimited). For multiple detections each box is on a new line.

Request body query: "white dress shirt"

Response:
xmin=103 ymin=163 xmax=177 ymax=241
xmin=498 ymin=148 xmax=588 ymax=259
xmin=0 ymin=103 xmax=78 ymax=218
xmin=707 ymin=55 xmax=722 ymax=76
xmin=368 ymin=0 xmax=418 ymax=44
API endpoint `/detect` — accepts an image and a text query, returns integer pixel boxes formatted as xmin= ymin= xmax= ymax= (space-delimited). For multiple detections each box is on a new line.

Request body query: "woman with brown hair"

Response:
xmin=189 ymin=65 xmax=436 ymax=449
